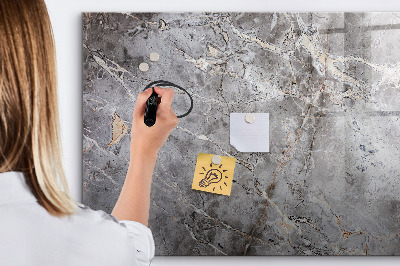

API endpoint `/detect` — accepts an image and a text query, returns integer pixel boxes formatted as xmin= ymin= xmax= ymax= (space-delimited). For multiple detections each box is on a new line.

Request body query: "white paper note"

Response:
xmin=230 ymin=113 xmax=269 ymax=152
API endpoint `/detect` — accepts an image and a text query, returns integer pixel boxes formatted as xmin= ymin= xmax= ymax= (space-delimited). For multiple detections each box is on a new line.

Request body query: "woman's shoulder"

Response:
xmin=73 ymin=202 xmax=120 ymax=224
xmin=70 ymin=203 xmax=136 ymax=242
xmin=72 ymin=203 xmax=155 ymax=265
xmin=63 ymin=203 xmax=136 ymax=249
xmin=74 ymin=203 xmax=153 ymax=236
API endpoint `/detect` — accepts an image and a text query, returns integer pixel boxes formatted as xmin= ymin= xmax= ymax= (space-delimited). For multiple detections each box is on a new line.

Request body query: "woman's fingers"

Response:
xmin=153 ymin=89 xmax=178 ymax=126
xmin=153 ymin=87 xmax=174 ymax=112
xmin=134 ymin=87 xmax=177 ymax=127
xmin=133 ymin=88 xmax=153 ymax=118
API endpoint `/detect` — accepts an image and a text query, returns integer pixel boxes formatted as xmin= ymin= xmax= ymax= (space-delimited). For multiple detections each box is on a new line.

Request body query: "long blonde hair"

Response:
xmin=0 ymin=0 xmax=76 ymax=216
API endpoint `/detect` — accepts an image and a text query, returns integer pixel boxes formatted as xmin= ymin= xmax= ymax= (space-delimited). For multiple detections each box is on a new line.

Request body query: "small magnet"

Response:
xmin=149 ymin=52 xmax=159 ymax=62
xmin=245 ymin=114 xmax=255 ymax=124
xmin=211 ymin=155 xmax=222 ymax=165
xmin=139 ymin=62 xmax=149 ymax=72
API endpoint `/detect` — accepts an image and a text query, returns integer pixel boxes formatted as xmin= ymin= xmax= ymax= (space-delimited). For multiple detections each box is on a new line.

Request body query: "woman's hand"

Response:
xmin=112 ymin=86 xmax=178 ymax=225
xmin=130 ymin=87 xmax=178 ymax=158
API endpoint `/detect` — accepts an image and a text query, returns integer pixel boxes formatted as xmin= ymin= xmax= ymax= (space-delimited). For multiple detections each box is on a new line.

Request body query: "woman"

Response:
xmin=0 ymin=0 xmax=177 ymax=265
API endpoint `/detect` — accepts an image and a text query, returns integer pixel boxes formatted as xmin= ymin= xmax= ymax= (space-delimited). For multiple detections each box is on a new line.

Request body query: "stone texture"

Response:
xmin=82 ymin=12 xmax=400 ymax=255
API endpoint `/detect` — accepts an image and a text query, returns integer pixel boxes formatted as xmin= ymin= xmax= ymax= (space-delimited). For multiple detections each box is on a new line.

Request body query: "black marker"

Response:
xmin=142 ymin=80 xmax=194 ymax=127
xmin=144 ymin=88 xmax=159 ymax=127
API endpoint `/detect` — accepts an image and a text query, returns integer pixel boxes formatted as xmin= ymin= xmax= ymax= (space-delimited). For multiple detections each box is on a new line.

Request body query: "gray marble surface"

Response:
xmin=82 ymin=12 xmax=400 ymax=255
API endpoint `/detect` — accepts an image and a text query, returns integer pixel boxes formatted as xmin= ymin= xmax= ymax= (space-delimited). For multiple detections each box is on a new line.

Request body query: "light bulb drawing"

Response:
xmin=198 ymin=163 xmax=229 ymax=192
xmin=192 ymin=153 xmax=236 ymax=196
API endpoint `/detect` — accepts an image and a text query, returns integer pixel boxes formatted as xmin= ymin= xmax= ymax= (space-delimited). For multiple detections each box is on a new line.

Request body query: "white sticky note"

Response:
xmin=230 ymin=113 xmax=269 ymax=152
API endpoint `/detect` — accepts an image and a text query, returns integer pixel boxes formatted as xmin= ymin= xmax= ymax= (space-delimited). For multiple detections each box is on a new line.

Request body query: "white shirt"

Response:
xmin=0 ymin=171 xmax=155 ymax=266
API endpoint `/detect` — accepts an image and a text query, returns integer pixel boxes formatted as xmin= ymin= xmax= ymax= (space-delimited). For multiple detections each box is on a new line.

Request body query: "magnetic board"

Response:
xmin=82 ymin=12 xmax=400 ymax=255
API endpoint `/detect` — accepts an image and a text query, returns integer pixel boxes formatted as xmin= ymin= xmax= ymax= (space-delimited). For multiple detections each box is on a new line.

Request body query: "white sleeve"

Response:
xmin=119 ymin=220 xmax=155 ymax=265
xmin=75 ymin=203 xmax=156 ymax=265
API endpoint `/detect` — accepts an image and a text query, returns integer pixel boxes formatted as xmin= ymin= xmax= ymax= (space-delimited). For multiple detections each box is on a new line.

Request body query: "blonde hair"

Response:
xmin=0 ymin=0 xmax=76 ymax=216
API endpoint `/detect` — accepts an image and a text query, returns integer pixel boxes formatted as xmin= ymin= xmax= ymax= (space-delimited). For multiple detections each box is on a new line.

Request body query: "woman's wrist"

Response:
xmin=130 ymin=144 xmax=158 ymax=163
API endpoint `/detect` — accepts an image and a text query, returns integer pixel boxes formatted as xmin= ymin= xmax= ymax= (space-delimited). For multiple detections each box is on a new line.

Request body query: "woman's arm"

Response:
xmin=112 ymin=87 xmax=178 ymax=226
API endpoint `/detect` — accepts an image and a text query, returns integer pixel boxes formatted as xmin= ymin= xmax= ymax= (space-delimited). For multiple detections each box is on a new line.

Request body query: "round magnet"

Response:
xmin=139 ymin=62 xmax=149 ymax=72
xmin=212 ymin=155 xmax=222 ymax=165
xmin=149 ymin=52 xmax=159 ymax=62
xmin=245 ymin=113 xmax=255 ymax=124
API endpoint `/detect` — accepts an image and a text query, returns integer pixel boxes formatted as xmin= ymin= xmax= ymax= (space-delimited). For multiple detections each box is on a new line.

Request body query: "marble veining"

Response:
xmin=82 ymin=12 xmax=400 ymax=255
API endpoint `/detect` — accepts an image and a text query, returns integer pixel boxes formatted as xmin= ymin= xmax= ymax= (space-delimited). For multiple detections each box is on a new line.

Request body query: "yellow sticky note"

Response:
xmin=192 ymin=153 xmax=236 ymax=196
